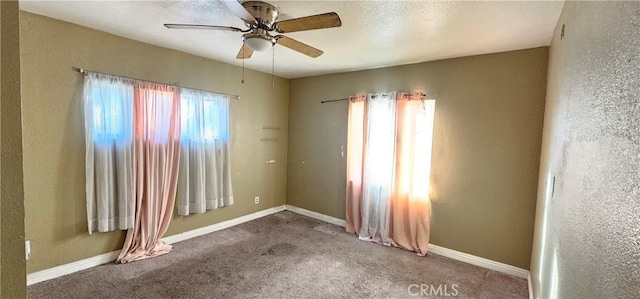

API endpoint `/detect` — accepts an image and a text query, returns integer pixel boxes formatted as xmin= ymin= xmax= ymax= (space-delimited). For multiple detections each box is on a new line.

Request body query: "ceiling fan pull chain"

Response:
xmin=242 ymin=40 xmax=246 ymax=84
xmin=271 ymin=45 xmax=275 ymax=88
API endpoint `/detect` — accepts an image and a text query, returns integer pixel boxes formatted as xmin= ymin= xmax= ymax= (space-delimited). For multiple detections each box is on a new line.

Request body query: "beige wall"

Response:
xmin=1 ymin=1 xmax=26 ymax=297
xmin=287 ymin=48 xmax=548 ymax=269
xmin=20 ymin=11 xmax=289 ymax=273
xmin=530 ymin=2 xmax=640 ymax=298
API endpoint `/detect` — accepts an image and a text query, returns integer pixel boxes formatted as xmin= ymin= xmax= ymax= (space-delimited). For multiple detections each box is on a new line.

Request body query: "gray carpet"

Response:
xmin=28 ymin=211 xmax=528 ymax=298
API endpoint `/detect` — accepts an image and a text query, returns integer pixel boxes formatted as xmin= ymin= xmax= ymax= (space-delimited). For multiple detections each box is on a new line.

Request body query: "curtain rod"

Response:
xmin=320 ymin=97 xmax=356 ymax=104
xmin=74 ymin=67 xmax=240 ymax=99
xmin=321 ymin=92 xmax=426 ymax=104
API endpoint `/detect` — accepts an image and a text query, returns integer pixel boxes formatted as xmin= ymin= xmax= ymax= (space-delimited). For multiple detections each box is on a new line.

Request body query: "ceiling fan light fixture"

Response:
xmin=243 ymin=32 xmax=275 ymax=51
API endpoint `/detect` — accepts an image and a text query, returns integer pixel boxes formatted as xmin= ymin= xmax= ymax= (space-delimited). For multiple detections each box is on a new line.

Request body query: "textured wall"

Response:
xmin=20 ymin=11 xmax=289 ymax=273
xmin=1 ymin=1 xmax=26 ymax=297
xmin=287 ymin=48 xmax=548 ymax=269
xmin=530 ymin=1 xmax=640 ymax=298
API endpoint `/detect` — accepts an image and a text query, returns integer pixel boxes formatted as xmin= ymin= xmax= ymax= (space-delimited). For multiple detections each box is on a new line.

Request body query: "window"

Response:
xmin=91 ymin=87 xmax=122 ymax=137
xmin=399 ymin=99 xmax=435 ymax=198
xmin=84 ymin=72 xmax=234 ymax=234
xmin=84 ymin=73 xmax=135 ymax=234
xmin=89 ymin=80 xmax=134 ymax=144
xmin=180 ymin=90 xmax=229 ymax=143
xmin=88 ymin=82 xmax=229 ymax=144
xmin=365 ymin=95 xmax=397 ymax=186
xmin=134 ymin=83 xmax=179 ymax=143
xmin=177 ymin=88 xmax=233 ymax=215
xmin=345 ymin=91 xmax=435 ymax=255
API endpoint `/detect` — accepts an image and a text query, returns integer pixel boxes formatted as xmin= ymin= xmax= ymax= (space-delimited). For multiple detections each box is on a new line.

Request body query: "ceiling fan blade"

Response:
xmin=273 ymin=12 xmax=342 ymax=33
xmin=164 ymin=24 xmax=244 ymax=32
xmin=220 ymin=0 xmax=257 ymax=24
xmin=275 ymin=36 xmax=323 ymax=58
xmin=236 ymin=43 xmax=254 ymax=59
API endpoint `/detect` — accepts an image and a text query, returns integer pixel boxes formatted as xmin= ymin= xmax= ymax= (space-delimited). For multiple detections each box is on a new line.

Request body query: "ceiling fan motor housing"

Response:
xmin=242 ymin=1 xmax=279 ymax=28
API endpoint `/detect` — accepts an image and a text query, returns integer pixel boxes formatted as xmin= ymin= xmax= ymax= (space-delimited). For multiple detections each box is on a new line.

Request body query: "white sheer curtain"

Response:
xmin=359 ymin=92 xmax=397 ymax=245
xmin=177 ymin=88 xmax=234 ymax=215
xmin=83 ymin=72 xmax=135 ymax=234
xmin=346 ymin=91 xmax=436 ymax=255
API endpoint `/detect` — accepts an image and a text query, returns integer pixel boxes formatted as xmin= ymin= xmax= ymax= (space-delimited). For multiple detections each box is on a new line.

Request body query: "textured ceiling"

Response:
xmin=20 ymin=1 xmax=563 ymax=79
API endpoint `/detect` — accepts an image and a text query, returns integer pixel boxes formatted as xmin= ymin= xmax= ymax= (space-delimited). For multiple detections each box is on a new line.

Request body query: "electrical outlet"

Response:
xmin=25 ymin=240 xmax=31 ymax=261
xmin=254 ymin=196 xmax=260 ymax=204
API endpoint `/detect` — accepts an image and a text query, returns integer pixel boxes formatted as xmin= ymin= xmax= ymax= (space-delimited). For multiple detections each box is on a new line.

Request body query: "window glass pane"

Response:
xmin=91 ymin=82 xmax=133 ymax=143
xmin=412 ymin=100 xmax=435 ymax=197
xmin=135 ymin=86 xmax=177 ymax=143
xmin=180 ymin=89 xmax=229 ymax=143
xmin=203 ymin=101 xmax=220 ymax=141
xmin=347 ymin=100 xmax=365 ymax=182
xmin=365 ymin=97 xmax=396 ymax=186
xmin=180 ymin=92 xmax=197 ymax=140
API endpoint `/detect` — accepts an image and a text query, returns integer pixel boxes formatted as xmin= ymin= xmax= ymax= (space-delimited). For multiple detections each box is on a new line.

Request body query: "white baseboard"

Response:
xmin=163 ymin=205 xmax=286 ymax=244
xmin=27 ymin=205 xmax=286 ymax=286
xmin=284 ymin=205 xmax=346 ymax=227
xmin=27 ymin=250 xmax=120 ymax=285
xmin=283 ymin=205 xmax=530 ymax=280
xmin=528 ymin=272 xmax=534 ymax=299
xmin=28 ymin=204 xmax=530 ymax=286
xmin=426 ymin=244 xmax=529 ymax=279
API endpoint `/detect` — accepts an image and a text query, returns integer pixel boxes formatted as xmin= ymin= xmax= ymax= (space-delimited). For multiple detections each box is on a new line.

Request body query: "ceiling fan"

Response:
xmin=164 ymin=0 xmax=342 ymax=59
